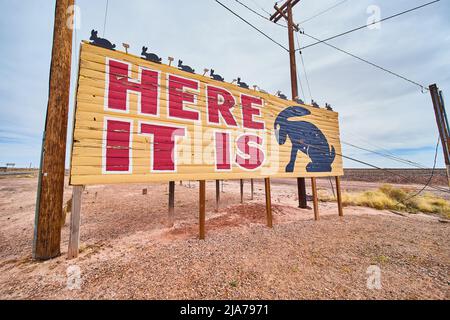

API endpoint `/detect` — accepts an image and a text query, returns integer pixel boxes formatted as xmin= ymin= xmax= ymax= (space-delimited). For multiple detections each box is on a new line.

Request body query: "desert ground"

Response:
xmin=0 ymin=174 xmax=449 ymax=300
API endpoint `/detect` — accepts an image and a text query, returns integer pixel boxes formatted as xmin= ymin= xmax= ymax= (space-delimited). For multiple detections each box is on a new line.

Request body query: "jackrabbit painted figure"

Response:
xmin=141 ymin=46 xmax=162 ymax=64
xmin=237 ymin=77 xmax=249 ymax=89
xmin=178 ymin=60 xmax=195 ymax=74
xmin=89 ymin=30 xmax=116 ymax=50
xmin=274 ymin=106 xmax=335 ymax=173
xmin=210 ymin=69 xmax=224 ymax=82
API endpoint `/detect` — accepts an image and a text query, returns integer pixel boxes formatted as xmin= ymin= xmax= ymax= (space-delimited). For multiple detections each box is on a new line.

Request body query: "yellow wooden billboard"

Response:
xmin=69 ymin=42 xmax=343 ymax=185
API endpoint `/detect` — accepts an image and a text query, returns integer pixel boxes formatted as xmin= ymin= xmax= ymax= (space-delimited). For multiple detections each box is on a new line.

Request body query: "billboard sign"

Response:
xmin=70 ymin=43 xmax=343 ymax=185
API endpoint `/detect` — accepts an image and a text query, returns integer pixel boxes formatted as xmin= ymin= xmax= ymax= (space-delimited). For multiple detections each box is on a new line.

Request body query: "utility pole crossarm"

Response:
xmin=270 ymin=0 xmax=300 ymax=23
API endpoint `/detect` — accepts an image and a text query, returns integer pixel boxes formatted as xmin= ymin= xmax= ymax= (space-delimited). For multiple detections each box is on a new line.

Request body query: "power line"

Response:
xmin=305 ymin=142 xmax=450 ymax=194
xmin=294 ymin=31 xmax=306 ymax=100
xmin=395 ymin=137 xmax=441 ymax=206
xmin=103 ymin=0 xmax=109 ymax=37
xmin=294 ymin=31 xmax=311 ymax=101
xmin=248 ymin=0 xmax=272 ymax=16
xmin=299 ymin=31 xmax=429 ymax=91
xmin=298 ymin=0 xmax=348 ymax=25
xmin=342 ymin=140 xmax=446 ymax=173
xmin=300 ymin=0 xmax=441 ymax=50
xmin=214 ymin=0 xmax=289 ymax=52
xmin=233 ymin=0 xmax=288 ymax=28
xmin=299 ymin=51 xmax=313 ymax=101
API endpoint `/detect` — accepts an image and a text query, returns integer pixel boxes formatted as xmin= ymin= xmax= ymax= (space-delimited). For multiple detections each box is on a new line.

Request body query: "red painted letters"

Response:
xmin=106 ymin=59 xmax=159 ymax=115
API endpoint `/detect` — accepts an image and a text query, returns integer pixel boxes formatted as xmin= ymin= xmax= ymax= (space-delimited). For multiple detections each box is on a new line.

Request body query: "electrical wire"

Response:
xmin=343 ymin=141 xmax=432 ymax=170
xmin=299 ymin=0 xmax=440 ymax=50
xmin=299 ymin=51 xmax=312 ymax=102
xmin=293 ymin=31 xmax=306 ymax=101
xmin=299 ymin=30 xmax=429 ymax=91
xmin=394 ymin=137 xmax=441 ymax=206
xmin=233 ymin=0 xmax=288 ymax=28
xmin=248 ymin=0 xmax=272 ymax=16
xmin=214 ymin=0 xmax=289 ymax=52
xmin=343 ymin=130 xmax=431 ymax=169
xmin=103 ymin=0 xmax=109 ymax=37
xmin=298 ymin=0 xmax=348 ymax=25
xmin=304 ymin=141 xmax=450 ymax=194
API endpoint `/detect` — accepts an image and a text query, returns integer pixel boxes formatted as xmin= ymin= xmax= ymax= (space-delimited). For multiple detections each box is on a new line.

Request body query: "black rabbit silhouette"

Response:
xmin=295 ymin=97 xmax=305 ymax=104
xmin=277 ymin=92 xmax=288 ymax=100
xmin=210 ymin=69 xmax=224 ymax=82
xmin=237 ymin=77 xmax=249 ymax=89
xmin=89 ymin=30 xmax=116 ymax=50
xmin=141 ymin=46 xmax=162 ymax=64
xmin=178 ymin=60 xmax=195 ymax=74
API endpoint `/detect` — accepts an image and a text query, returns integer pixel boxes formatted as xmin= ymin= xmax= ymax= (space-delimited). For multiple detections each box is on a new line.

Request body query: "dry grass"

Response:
xmin=320 ymin=184 xmax=450 ymax=218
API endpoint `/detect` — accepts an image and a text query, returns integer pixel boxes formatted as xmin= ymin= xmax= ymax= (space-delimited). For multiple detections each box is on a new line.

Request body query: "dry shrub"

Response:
xmin=319 ymin=184 xmax=450 ymax=218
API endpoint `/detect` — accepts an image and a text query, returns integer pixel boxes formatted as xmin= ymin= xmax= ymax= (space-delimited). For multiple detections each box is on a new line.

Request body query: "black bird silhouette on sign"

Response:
xmin=178 ymin=60 xmax=195 ymax=74
xmin=210 ymin=69 xmax=224 ymax=82
xmin=141 ymin=46 xmax=162 ymax=64
xmin=237 ymin=77 xmax=249 ymax=89
xmin=90 ymin=30 xmax=116 ymax=50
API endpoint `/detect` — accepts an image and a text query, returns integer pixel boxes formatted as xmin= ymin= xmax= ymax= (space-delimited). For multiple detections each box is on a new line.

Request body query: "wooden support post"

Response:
xmin=264 ymin=178 xmax=273 ymax=228
xmin=168 ymin=181 xmax=175 ymax=226
xmin=67 ymin=186 xmax=82 ymax=259
xmin=335 ymin=176 xmax=344 ymax=217
xmin=311 ymin=177 xmax=319 ymax=220
xmin=250 ymin=179 xmax=254 ymax=200
xmin=215 ymin=180 xmax=220 ymax=211
xmin=33 ymin=0 xmax=74 ymax=260
xmin=240 ymin=179 xmax=244 ymax=204
xmin=297 ymin=177 xmax=307 ymax=208
xmin=199 ymin=180 xmax=206 ymax=240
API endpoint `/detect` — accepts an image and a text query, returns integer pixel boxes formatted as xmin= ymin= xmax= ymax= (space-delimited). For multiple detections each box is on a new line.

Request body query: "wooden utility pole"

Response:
xmin=429 ymin=84 xmax=450 ymax=187
xmin=270 ymin=0 xmax=307 ymax=208
xmin=33 ymin=0 xmax=74 ymax=260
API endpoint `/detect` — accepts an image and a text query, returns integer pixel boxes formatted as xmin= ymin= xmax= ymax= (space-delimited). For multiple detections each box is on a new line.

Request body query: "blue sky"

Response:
xmin=0 ymin=0 xmax=449 ymax=168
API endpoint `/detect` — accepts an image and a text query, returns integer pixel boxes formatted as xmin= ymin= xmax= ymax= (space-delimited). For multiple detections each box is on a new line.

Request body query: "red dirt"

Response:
xmin=0 ymin=177 xmax=449 ymax=300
